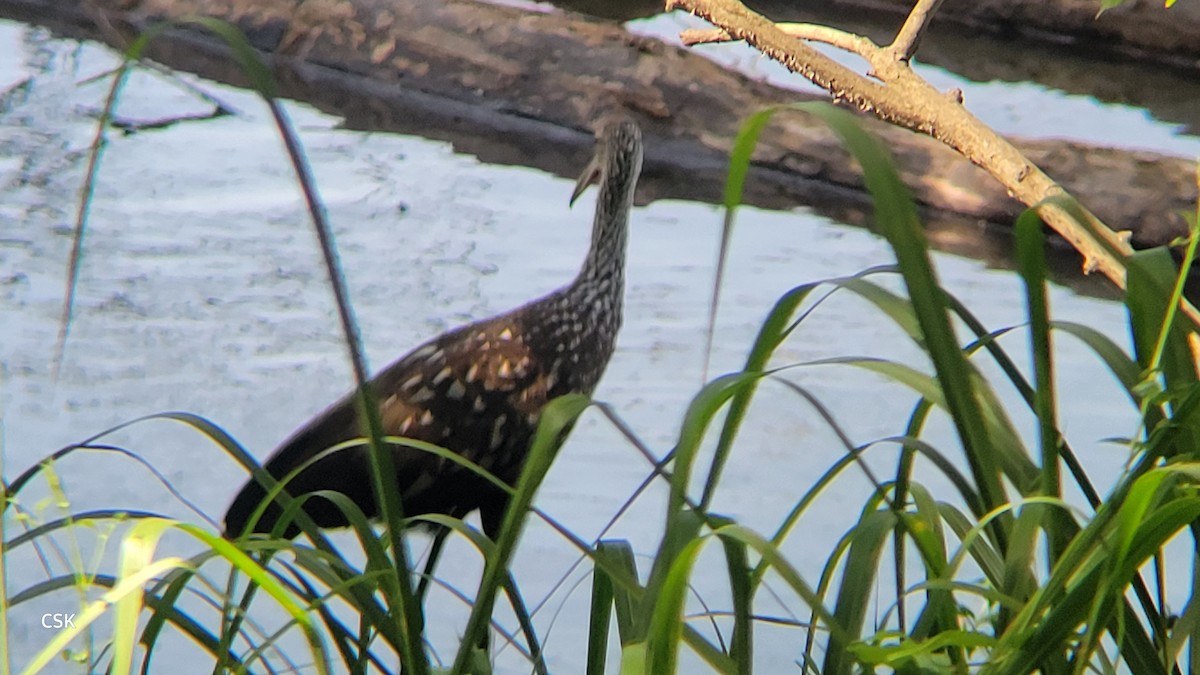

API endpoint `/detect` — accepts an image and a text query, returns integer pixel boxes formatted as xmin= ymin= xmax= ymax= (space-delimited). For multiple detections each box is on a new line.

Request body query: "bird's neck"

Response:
xmin=571 ymin=165 xmax=636 ymax=304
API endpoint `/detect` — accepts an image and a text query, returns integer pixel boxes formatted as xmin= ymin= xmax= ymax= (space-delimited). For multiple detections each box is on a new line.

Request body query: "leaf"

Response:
xmin=451 ymin=394 xmax=592 ymax=674
xmin=823 ymin=510 xmax=897 ymax=675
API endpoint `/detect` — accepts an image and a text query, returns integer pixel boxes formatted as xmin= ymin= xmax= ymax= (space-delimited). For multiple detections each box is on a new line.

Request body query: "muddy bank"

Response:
xmin=2 ymin=0 xmax=1195 ymax=249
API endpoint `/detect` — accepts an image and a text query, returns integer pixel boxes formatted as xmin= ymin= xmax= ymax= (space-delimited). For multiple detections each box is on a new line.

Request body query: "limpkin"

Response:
xmin=224 ymin=116 xmax=644 ymax=542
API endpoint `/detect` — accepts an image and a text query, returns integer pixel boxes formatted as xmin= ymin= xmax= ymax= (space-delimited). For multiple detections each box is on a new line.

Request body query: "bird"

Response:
xmin=224 ymin=115 xmax=644 ymax=541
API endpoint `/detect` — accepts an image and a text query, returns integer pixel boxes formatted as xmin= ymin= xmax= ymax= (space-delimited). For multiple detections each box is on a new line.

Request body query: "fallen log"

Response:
xmin=2 ymin=0 xmax=1195 ymax=250
xmin=841 ymin=0 xmax=1200 ymax=71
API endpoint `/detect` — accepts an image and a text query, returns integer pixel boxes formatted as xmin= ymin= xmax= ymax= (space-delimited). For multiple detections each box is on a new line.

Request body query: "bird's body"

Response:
xmin=224 ymin=118 xmax=643 ymax=539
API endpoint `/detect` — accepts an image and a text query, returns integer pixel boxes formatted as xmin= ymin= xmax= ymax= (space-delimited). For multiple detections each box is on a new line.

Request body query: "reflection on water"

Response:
xmin=0 ymin=18 xmax=1162 ymax=673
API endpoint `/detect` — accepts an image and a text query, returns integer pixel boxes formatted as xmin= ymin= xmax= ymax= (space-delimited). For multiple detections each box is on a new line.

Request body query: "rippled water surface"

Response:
xmin=0 ymin=15 xmax=1189 ymax=673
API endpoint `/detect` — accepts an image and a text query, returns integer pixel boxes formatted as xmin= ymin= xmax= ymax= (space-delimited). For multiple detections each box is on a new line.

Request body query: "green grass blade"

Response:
xmin=755 ymin=448 xmax=860 ymax=585
xmin=675 ymin=372 xmax=765 ymax=515
xmin=592 ymin=539 xmax=641 ymax=660
xmin=645 ymin=520 xmax=709 ymax=675
xmin=451 ymin=394 xmax=591 ymax=674
xmin=1052 ymin=321 xmax=1143 ymax=401
xmin=1015 ymin=210 xmax=1060 ymax=504
xmin=840 ymin=277 xmax=921 ymax=342
xmin=182 ymin=19 xmax=426 ymax=667
xmin=701 ymin=266 xmax=900 ymax=512
xmin=715 ymin=525 xmax=850 ymax=648
xmin=998 ymin=505 xmax=1043 ymax=632
xmin=903 ymin=484 xmax=956 ymax=643
xmin=111 ymin=518 xmax=176 ymax=675
xmin=822 ymin=509 xmax=896 ymax=675
xmin=717 ymin=526 xmax=752 ymax=675
xmin=19 ymin=557 xmax=188 ymax=675
xmin=642 ymin=510 xmax=705 ymax=643
xmin=1167 ymin=565 xmax=1200 ymax=666
xmin=182 ymin=525 xmax=331 ymax=672
xmin=1147 ymin=222 xmax=1200 ymax=377
xmin=938 ymin=503 xmax=1005 ymax=585
xmin=700 ymin=284 xmax=813 ymax=510
xmin=51 ymin=23 xmax=182 ymax=379
xmin=1129 ymin=248 xmax=1198 ymax=393
xmin=7 ymin=571 xmax=240 ymax=670
xmin=796 ymin=101 xmax=1013 ymax=544
xmin=701 ymin=107 xmax=783 ymax=379
xmin=587 ymin=542 xmax=622 ymax=675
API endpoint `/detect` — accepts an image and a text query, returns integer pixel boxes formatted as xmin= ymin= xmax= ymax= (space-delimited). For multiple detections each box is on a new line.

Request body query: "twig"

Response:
xmin=889 ymin=0 xmax=947 ymax=61
xmin=78 ymin=61 xmax=241 ymax=117
xmin=682 ymin=23 xmax=877 ymax=59
xmin=107 ymin=108 xmax=232 ymax=133
xmin=667 ymin=0 xmax=891 ymax=104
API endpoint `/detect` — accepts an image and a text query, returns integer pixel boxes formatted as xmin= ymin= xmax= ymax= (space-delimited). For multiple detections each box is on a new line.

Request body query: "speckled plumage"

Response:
xmin=224 ymin=118 xmax=644 ymax=539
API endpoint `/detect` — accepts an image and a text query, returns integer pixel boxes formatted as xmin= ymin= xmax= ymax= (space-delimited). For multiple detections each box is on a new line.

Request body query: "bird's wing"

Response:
xmin=225 ymin=313 xmax=551 ymax=536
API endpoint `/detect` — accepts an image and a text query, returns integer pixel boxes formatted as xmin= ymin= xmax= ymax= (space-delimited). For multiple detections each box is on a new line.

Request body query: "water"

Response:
xmin=0 ymin=14 xmax=1184 ymax=673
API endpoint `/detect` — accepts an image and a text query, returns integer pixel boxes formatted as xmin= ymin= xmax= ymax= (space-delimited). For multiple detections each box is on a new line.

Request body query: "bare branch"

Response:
xmin=677 ymin=27 xmax=733 ymax=46
xmin=890 ymin=0 xmax=947 ymax=61
xmin=666 ymin=0 xmax=891 ymax=105
xmin=682 ymin=23 xmax=878 ymax=59
xmin=666 ymin=0 xmax=1139 ymax=305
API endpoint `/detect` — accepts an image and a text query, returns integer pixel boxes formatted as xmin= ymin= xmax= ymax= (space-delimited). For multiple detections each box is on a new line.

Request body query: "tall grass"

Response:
xmin=4 ymin=20 xmax=1200 ymax=675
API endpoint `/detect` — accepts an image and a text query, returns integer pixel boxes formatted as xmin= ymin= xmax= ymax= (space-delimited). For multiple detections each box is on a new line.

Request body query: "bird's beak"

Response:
xmin=570 ymin=157 xmax=601 ymax=207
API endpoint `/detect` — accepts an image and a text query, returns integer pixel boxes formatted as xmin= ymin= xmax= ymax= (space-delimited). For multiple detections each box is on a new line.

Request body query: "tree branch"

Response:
xmin=665 ymin=0 xmax=1142 ymax=301
xmin=681 ymin=23 xmax=877 ymax=60
xmin=889 ymin=0 xmax=947 ymax=61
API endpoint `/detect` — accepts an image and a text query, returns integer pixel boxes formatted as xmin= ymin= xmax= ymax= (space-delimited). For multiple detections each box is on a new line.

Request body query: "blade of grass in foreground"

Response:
xmin=111 ymin=519 xmax=176 ymax=675
xmin=29 ymin=11 xmax=427 ymax=662
xmin=718 ymin=528 xmax=752 ymax=675
xmin=797 ymin=102 xmax=1013 ymax=553
xmin=822 ymin=509 xmax=896 ymax=675
xmin=644 ymin=513 xmax=707 ymax=675
xmin=450 ymin=394 xmax=591 ymax=674
xmin=20 ymin=558 xmax=187 ymax=675
xmin=700 ymin=265 xmax=900 ymax=512
xmin=701 ymin=106 xmax=781 ymax=381
xmin=585 ymin=541 xmax=623 ymax=675
xmin=180 ymin=17 xmax=430 ymax=671
xmin=1015 ymin=210 xmax=1059 ymax=503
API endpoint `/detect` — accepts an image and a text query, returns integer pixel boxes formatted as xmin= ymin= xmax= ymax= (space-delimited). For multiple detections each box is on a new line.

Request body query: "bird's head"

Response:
xmin=570 ymin=115 xmax=643 ymax=207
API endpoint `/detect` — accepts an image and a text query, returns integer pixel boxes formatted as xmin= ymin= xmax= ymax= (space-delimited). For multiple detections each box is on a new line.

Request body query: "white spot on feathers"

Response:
xmin=490 ymin=414 xmax=508 ymax=450
xmin=411 ymin=345 xmax=437 ymax=360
